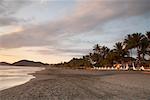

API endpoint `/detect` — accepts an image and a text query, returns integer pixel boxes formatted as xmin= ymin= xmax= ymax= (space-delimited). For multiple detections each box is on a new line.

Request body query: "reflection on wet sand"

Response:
xmin=0 ymin=66 xmax=44 ymax=91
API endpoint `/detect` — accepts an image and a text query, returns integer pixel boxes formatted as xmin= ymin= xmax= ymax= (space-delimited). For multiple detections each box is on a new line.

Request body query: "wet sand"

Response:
xmin=0 ymin=67 xmax=150 ymax=100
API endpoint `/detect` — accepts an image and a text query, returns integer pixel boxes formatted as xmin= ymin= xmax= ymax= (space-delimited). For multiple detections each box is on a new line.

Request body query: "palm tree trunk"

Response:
xmin=142 ymin=53 xmax=145 ymax=60
xmin=137 ymin=47 xmax=140 ymax=60
xmin=130 ymin=49 xmax=132 ymax=58
xmin=137 ymin=47 xmax=141 ymax=65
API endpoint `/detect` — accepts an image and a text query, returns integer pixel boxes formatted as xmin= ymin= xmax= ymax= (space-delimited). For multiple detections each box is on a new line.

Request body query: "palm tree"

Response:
xmin=93 ymin=44 xmax=101 ymax=54
xmin=146 ymin=32 xmax=150 ymax=40
xmin=146 ymin=32 xmax=150 ymax=56
xmin=92 ymin=44 xmax=101 ymax=64
xmin=101 ymin=46 xmax=110 ymax=59
xmin=124 ymin=34 xmax=135 ymax=57
xmin=124 ymin=33 xmax=145 ymax=61
xmin=140 ymin=32 xmax=150 ymax=58
xmin=113 ymin=42 xmax=128 ymax=63
xmin=106 ymin=50 xmax=118 ymax=66
xmin=124 ymin=34 xmax=134 ymax=49
xmin=140 ymin=35 xmax=149 ymax=60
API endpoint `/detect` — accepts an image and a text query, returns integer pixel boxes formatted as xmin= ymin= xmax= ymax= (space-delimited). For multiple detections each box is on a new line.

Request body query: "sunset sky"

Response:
xmin=0 ymin=0 xmax=150 ymax=64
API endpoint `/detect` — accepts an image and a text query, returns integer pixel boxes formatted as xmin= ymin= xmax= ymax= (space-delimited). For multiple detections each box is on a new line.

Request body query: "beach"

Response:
xmin=0 ymin=66 xmax=44 ymax=91
xmin=0 ymin=67 xmax=150 ymax=100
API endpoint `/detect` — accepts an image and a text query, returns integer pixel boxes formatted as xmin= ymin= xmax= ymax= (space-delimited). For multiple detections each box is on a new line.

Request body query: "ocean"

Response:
xmin=0 ymin=65 xmax=44 ymax=91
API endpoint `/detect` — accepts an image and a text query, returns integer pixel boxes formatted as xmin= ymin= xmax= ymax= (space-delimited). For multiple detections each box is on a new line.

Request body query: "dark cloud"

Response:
xmin=0 ymin=30 xmax=56 ymax=48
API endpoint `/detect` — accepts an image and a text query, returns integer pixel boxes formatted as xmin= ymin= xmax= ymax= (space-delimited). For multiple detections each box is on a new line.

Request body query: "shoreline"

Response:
xmin=0 ymin=66 xmax=45 ymax=91
xmin=0 ymin=67 xmax=150 ymax=100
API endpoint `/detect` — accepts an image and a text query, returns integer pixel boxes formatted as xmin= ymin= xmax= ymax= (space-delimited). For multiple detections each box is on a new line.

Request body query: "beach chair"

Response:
xmin=132 ymin=63 xmax=137 ymax=71
xmin=111 ymin=67 xmax=114 ymax=70
xmin=98 ymin=67 xmax=101 ymax=70
xmin=125 ymin=64 xmax=129 ymax=70
xmin=93 ymin=67 xmax=97 ymax=70
xmin=139 ymin=66 xmax=145 ymax=71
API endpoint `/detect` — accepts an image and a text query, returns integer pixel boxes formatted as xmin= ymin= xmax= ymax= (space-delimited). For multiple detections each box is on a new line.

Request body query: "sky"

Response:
xmin=0 ymin=0 xmax=150 ymax=64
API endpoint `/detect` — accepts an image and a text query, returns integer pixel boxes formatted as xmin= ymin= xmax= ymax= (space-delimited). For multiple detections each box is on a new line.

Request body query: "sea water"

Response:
xmin=0 ymin=65 xmax=44 ymax=91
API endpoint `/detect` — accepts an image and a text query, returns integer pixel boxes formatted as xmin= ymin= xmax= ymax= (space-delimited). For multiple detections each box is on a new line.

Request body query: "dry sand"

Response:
xmin=0 ymin=67 xmax=150 ymax=100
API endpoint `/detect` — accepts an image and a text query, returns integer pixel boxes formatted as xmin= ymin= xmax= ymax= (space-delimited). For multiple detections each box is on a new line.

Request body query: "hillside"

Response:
xmin=12 ymin=60 xmax=49 ymax=67
xmin=0 ymin=62 xmax=11 ymax=66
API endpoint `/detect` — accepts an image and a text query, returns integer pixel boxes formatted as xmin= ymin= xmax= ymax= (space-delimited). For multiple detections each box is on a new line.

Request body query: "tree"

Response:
xmin=106 ymin=50 xmax=118 ymax=66
xmin=124 ymin=34 xmax=135 ymax=57
xmin=146 ymin=32 xmax=150 ymax=40
xmin=140 ymin=34 xmax=149 ymax=60
xmin=113 ymin=42 xmax=128 ymax=63
xmin=101 ymin=46 xmax=110 ymax=59
xmin=93 ymin=44 xmax=101 ymax=54
xmin=124 ymin=33 xmax=145 ymax=61
xmin=92 ymin=44 xmax=110 ymax=67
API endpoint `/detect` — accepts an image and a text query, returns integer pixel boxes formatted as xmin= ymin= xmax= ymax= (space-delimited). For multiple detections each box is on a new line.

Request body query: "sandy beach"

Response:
xmin=0 ymin=67 xmax=150 ymax=100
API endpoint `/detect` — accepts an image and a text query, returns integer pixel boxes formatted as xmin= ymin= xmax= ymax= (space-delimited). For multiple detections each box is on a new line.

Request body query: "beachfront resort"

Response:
xmin=0 ymin=0 xmax=150 ymax=100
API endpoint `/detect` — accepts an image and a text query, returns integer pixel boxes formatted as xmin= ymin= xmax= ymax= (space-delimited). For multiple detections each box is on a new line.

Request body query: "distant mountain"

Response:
xmin=12 ymin=60 xmax=49 ymax=67
xmin=0 ymin=62 xmax=11 ymax=66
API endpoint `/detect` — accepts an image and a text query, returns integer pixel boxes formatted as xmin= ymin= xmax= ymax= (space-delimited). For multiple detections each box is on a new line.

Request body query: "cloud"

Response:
xmin=0 ymin=17 xmax=18 ymax=26
xmin=38 ymin=48 xmax=90 ymax=55
xmin=0 ymin=0 xmax=150 ymax=49
xmin=0 ymin=0 xmax=32 ymax=26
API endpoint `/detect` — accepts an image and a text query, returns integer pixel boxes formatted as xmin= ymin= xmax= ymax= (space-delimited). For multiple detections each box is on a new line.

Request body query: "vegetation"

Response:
xmin=55 ymin=57 xmax=92 ymax=69
xmin=55 ymin=32 xmax=150 ymax=69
